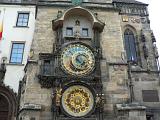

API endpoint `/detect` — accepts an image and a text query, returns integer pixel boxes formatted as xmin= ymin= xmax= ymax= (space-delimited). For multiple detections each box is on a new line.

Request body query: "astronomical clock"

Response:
xmin=38 ymin=40 xmax=103 ymax=119
xmin=38 ymin=6 xmax=105 ymax=120
xmin=61 ymin=43 xmax=95 ymax=76
xmin=58 ymin=42 xmax=98 ymax=119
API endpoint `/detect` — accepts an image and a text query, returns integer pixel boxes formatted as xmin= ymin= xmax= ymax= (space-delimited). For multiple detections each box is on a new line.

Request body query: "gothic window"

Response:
xmin=124 ymin=29 xmax=137 ymax=62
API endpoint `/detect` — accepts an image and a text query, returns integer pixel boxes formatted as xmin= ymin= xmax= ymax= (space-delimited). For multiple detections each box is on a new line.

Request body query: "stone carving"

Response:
xmin=143 ymin=44 xmax=149 ymax=59
xmin=74 ymin=30 xmax=81 ymax=39
xmin=141 ymin=17 xmax=147 ymax=24
xmin=57 ymin=11 xmax=62 ymax=18
xmin=75 ymin=20 xmax=80 ymax=26
xmin=141 ymin=31 xmax=146 ymax=42
xmin=151 ymin=32 xmax=156 ymax=42
xmin=122 ymin=15 xmax=129 ymax=22
xmin=122 ymin=16 xmax=148 ymax=24
xmin=153 ymin=45 xmax=159 ymax=58
xmin=56 ymin=87 xmax=62 ymax=106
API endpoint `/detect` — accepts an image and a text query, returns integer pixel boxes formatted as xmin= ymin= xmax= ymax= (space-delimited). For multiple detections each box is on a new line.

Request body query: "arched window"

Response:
xmin=124 ymin=29 xmax=137 ymax=62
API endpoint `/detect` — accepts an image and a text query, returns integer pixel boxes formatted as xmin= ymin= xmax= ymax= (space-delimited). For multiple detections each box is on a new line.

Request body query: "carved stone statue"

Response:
xmin=154 ymin=45 xmax=159 ymax=58
xmin=56 ymin=87 xmax=62 ymax=106
xmin=74 ymin=30 xmax=81 ymax=40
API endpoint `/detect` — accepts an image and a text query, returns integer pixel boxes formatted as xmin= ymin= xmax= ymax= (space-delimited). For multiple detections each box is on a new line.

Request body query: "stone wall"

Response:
xmin=31 ymin=7 xmax=59 ymax=60
xmin=19 ymin=3 xmax=160 ymax=120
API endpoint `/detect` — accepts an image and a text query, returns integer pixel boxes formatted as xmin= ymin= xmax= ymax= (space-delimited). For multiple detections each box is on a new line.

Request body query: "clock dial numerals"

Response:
xmin=61 ymin=44 xmax=95 ymax=76
xmin=61 ymin=85 xmax=94 ymax=117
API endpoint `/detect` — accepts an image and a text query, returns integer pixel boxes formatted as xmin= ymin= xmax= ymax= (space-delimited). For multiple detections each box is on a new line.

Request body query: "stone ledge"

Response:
xmin=19 ymin=103 xmax=42 ymax=112
xmin=116 ymin=103 xmax=146 ymax=111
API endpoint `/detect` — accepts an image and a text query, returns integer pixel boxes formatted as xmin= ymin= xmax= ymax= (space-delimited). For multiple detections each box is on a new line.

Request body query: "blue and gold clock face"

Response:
xmin=61 ymin=44 xmax=95 ymax=76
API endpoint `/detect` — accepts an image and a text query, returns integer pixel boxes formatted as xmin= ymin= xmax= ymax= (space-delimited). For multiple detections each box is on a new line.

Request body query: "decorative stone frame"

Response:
xmin=0 ymin=85 xmax=17 ymax=120
xmin=52 ymin=6 xmax=105 ymax=31
xmin=122 ymin=24 xmax=141 ymax=65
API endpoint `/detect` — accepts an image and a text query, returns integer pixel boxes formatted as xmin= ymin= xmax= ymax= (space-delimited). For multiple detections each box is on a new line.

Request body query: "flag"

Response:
xmin=0 ymin=9 xmax=5 ymax=41
xmin=0 ymin=20 xmax=3 ymax=40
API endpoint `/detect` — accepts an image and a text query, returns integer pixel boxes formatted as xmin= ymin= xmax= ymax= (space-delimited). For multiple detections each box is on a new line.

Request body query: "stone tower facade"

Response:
xmin=18 ymin=0 xmax=160 ymax=120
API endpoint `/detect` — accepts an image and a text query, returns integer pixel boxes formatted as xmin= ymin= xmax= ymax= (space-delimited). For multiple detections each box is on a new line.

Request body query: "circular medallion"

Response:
xmin=61 ymin=44 xmax=95 ymax=76
xmin=61 ymin=85 xmax=94 ymax=117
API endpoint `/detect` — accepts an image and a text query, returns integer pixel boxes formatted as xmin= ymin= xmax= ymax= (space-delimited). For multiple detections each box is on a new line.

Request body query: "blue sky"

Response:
xmin=138 ymin=0 xmax=160 ymax=62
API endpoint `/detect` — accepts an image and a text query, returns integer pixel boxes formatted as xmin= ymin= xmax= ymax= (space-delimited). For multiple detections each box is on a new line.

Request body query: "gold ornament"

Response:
xmin=61 ymin=85 xmax=94 ymax=117
xmin=56 ymin=87 xmax=62 ymax=106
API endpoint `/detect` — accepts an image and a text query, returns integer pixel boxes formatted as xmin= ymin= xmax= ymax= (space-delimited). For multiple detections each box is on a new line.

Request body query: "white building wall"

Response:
xmin=0 ymin=5 xmax=36 ymax=92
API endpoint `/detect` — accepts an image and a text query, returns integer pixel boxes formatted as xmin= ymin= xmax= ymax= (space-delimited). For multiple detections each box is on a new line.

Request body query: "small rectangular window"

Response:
xmin=66 ymin=27 xmax=73 ymax=36
xmin=16 ymin=13 xmax=29 ymax=27
xmin=10 ymin=43 xmax=25 ymax=64
xmin=43 ymin=60 xmax=51 ymax=75
xmin=82 ymin=28 xmax=89 ymax=37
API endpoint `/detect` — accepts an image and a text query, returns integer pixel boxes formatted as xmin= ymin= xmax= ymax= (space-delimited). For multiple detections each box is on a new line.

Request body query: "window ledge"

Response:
xmin=64 ymin=36 xmax=92 ymax=40
xmin=65 ymin=36 xmax=74 ymax=38
xmin=13 ymin=26 xmax=29 ymax=28
xmin=6 ymin=63 xmax=25 ymax=66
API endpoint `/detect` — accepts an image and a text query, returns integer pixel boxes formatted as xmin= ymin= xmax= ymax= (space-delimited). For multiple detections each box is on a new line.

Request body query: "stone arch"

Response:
xmin=123 ymin=24 xmax=137 ymax=37
xmin=0 ymin=85 xmax=17 ymax=120
xmin=53 ymin=6 xmax=105 ymax=31
xmin=62 ymin=7 xmax=95 ymax=24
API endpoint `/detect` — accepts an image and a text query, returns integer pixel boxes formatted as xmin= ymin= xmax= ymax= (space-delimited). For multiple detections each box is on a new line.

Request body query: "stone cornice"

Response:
xmin=0 ymin=2 xmax=37 ymax=6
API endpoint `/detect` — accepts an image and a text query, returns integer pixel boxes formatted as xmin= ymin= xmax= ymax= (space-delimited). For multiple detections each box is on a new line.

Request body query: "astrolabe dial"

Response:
xmin=72 ymin=52 xmax=89 ymax=70
xmin=61 ymin=85 xmax=94 ymax=117
xmin=61 ymin=44 xmax=95 ymax=76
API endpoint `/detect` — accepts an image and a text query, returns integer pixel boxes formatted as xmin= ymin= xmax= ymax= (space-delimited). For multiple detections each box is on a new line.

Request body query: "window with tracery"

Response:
xmin=124 ymin=29 xmax=137 ymax=62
